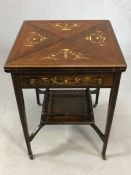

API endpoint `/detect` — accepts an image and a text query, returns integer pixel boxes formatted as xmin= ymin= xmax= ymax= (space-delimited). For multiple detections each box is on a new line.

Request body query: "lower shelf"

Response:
xmin=41 ymin=89 xmax=95 ymax=124
xmin=30 ymin=89 xmax=105 ymax=145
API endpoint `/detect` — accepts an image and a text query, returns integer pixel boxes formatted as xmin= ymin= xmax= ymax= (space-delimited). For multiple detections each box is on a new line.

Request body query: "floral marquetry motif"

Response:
xmin=49 ymin=22 xmax=83 ymax=31
xmin=84 ymin=31 xmax=107 ymax=46
xmin=29 ymin=76 xmax=101 ymax=86
xmin=24 ymin=32 xmax=48 ymax=47
xmin=41 ymin=48 xmax=89 ymax=61
xmin=19 ymin=74 xmax=114 ymax=88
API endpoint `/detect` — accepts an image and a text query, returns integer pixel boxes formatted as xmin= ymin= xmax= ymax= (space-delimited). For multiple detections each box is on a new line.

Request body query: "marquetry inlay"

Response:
xmin=29 ymin=76 xmax=103 ymax=86
xmin=24 ymin=32 xmax=48 ymax=47
xmin=84 ymin=31 xmax=107 ymax=46
xmin=41 ymin=48 xmax=89 ymax=61
xmin=49 ymin=22 xmax=83 ymax=31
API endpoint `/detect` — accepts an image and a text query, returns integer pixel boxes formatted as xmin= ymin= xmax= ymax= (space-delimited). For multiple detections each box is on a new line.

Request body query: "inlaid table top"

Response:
xmin=4 ymin=20 xmax=126 ymax=72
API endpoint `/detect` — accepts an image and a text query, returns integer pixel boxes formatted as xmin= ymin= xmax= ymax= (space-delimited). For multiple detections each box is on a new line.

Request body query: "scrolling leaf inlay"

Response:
xmin=24 ymin=32 xmax=48 ymax=47
xmin=29 ymin=76 xmax=103 ymax=86
xmin=41 ymin=48 xmax=89 ymax=61
xmin=49 ymin=22 xmax=83 ymax=31
xmin=84 ymin=31 xmax=107 ymax=46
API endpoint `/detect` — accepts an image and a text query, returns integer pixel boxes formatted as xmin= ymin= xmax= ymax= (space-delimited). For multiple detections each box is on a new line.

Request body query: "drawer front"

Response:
xmin=20 ymin=74 xmax=113 ymax=88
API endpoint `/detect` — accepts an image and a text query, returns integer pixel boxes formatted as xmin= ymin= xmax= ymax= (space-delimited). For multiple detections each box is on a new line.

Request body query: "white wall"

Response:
xmin=0 ymin=0 xmax=131 ymax=58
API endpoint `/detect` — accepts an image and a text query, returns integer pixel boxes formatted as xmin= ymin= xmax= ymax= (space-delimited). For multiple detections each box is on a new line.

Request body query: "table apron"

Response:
xmin=19 ymin=74 xmax=114 ymax=88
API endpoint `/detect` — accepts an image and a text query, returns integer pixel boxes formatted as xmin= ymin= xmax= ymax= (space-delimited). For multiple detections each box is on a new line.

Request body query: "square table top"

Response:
xmin=4 ymin=20 xmax=127 ymax=72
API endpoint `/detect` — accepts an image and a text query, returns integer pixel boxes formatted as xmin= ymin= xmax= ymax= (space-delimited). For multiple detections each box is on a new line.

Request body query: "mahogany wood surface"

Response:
xmin=4 ymin=20 xmax=126 ymax=72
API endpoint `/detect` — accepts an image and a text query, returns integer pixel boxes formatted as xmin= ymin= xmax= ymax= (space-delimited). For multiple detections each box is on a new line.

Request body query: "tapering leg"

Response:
xmin=94 ymin=88 xmax=100 ymax=108
xmin=35 ymin=88 xmax=41 ymax=106
xmin=29 ymin=88 xmax=49 ymax=142
xmin=41 ymin=88 xmax=49 ymax=122
xmin=90 ymin=88 xmax=100 ymax=107
xmin=12 ymin=74 xmax=33 ymax=159
xmin=102 ymin=73 xmax=121 ymax=160
xmin=35 ymin=88 xmax=47 ymax=106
